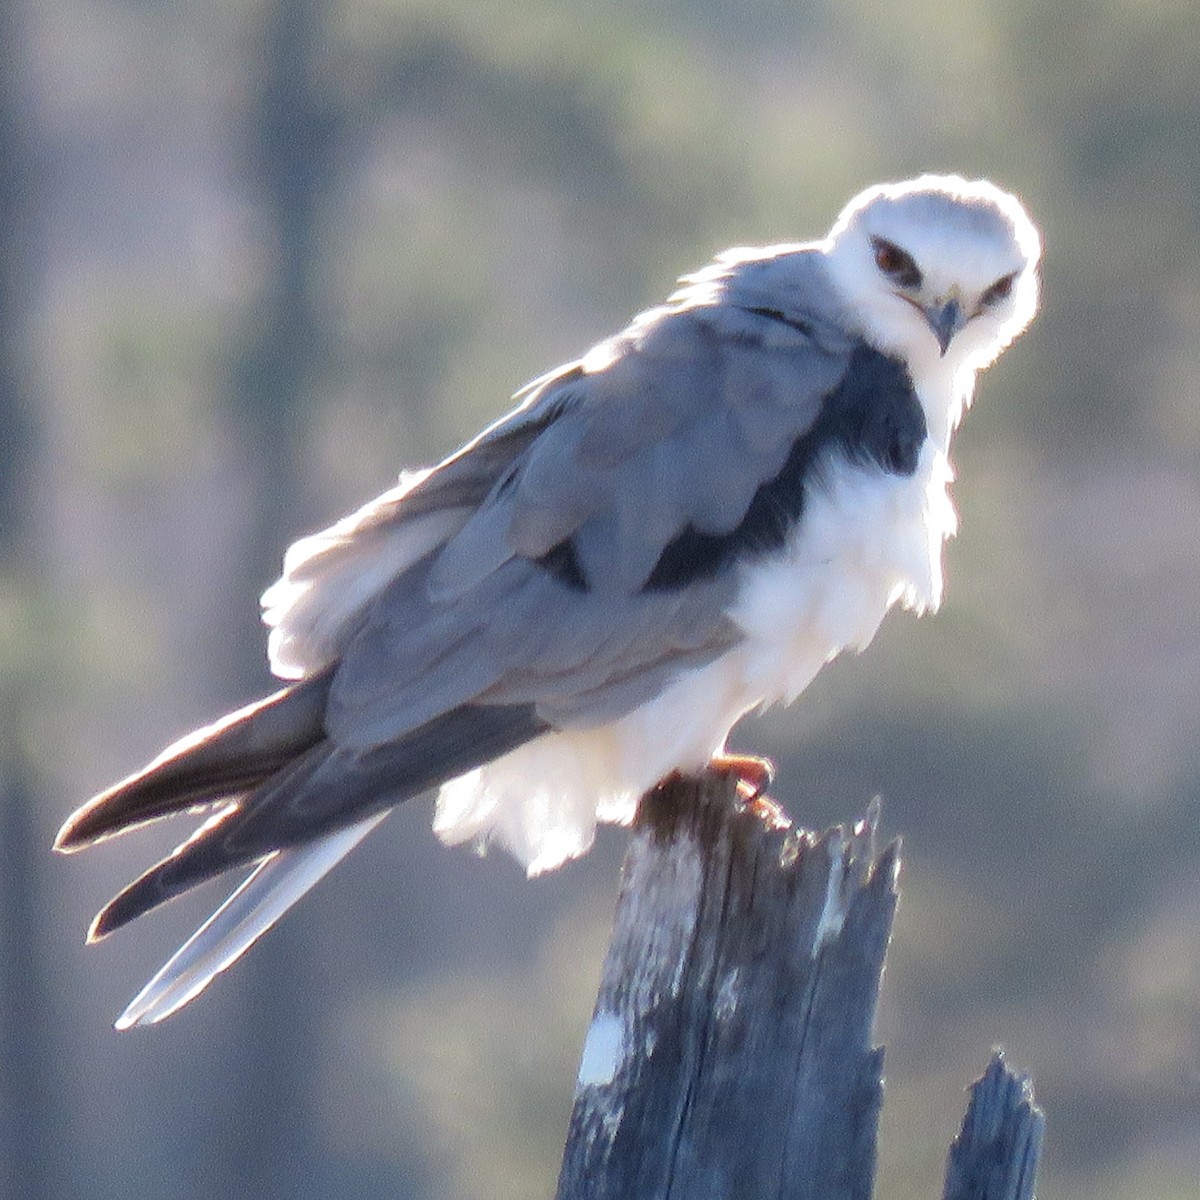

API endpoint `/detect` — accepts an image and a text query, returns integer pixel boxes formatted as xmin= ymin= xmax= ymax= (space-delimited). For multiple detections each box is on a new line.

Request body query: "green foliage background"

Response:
xmin=4 ymin=0 xmax=1200 ymax=1196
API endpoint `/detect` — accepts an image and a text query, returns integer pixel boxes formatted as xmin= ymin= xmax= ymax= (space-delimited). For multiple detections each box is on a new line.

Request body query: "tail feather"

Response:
xmin=114 ymin=810 xmax=390 ymax=1029
xmin=55 ymin=671 xmax=333 ymax=853
xmin=88 ymin=701 xmax=546 ymax=940
xmin=88 ymin=742 xmax=334 ymax=941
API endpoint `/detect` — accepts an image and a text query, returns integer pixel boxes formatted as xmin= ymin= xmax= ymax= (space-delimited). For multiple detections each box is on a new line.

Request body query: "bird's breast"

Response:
xmin=728 ymin=438 xmax=954 ymax=706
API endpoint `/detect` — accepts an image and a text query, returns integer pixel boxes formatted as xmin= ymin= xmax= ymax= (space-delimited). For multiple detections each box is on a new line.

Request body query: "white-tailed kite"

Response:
xmin=57 ymin=174 xmax=1041 ymax=1027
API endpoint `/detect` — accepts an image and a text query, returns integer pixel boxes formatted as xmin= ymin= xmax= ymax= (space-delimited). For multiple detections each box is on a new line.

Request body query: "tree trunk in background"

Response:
xmin=0 ymin=7 xmax=60 ymax=1198
xmin=0 ymin=746 xmax=58 ymax=1200
xmin=217 ymin=0 xmax=337 ymax=1194
xmin=0 ymin=1 xmax=34 ymax=564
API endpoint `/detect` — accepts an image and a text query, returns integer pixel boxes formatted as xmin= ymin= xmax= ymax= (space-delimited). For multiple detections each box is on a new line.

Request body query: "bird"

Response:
xmin=56 ymin=174 xmax=1041 ymax=1028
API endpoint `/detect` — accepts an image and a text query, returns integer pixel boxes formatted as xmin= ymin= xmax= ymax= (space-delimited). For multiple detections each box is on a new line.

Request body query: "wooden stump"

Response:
xmin=555 ymin=770 xmax=1043 ymax=1200
xmin=942 ymin=1052 xmax=1044 ymax=1200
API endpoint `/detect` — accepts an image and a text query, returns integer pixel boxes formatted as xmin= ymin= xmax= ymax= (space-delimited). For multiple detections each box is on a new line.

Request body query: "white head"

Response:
xmin=823 ymin=175 xmax=1041 ymax=377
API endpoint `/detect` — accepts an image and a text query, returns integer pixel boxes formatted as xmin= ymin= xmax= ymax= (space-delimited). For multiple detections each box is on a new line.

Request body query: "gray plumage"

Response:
xmin=56 ymin=174 xmax=1042 ymax=1025
xmin=63 ymin=245 xmax=851 ymax=913
xmin=328 ymin=253 xmax=855 ymax=739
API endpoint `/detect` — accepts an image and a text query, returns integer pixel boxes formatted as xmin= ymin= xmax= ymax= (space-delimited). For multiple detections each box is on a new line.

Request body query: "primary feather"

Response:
xmin=58 ymin=174 xmax=1040 ymax=1026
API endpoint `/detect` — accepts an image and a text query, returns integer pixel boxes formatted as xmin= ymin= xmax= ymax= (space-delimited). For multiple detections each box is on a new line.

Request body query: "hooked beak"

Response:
xmin=923 ymin=297 xmax=967 ymax=356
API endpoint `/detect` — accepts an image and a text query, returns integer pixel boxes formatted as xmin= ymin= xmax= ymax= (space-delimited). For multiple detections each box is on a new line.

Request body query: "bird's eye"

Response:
xmin=871 ymin=237 xmax=922 ymax=289
xmin=980 ymin=272 xmax=1017 ymax=306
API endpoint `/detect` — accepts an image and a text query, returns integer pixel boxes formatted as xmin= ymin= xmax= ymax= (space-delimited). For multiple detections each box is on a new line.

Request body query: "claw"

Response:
xmin=710 ymin=752 xmax=775 ymax=802
xmin=709 ymin=753 xmax=789 ymax=830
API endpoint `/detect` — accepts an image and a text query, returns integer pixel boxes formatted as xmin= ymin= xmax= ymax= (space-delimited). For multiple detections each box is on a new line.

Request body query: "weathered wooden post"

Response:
xmin=555 ymin=770 xmax=1044 ymax=1200
xmin=943 ymin=1052 xmax=1044 ymax=1200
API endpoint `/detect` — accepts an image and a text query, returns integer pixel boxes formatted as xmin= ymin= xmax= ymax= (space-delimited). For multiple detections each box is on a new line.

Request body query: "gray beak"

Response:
xmin=924 ymin=297 xmax=966 ymax=356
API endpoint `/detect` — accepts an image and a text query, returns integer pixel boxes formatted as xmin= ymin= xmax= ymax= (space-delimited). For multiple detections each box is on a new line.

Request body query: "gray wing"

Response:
xmin=262 ymin=392 xmax=577 ymax=679
xmin=323 ymin=248 xmax=855 ymax=748
xmin=67 ymin=245 xmax=861 ymax=1025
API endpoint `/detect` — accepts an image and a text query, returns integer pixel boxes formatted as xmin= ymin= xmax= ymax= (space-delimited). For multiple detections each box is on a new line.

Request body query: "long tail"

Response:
xmin=55 ymin=671 xmax=335 ymax=853
xmin=57 ymin=679 xmax=544 ymax=1023
xmin=114 ymin=811 xmax=389 ymax=1029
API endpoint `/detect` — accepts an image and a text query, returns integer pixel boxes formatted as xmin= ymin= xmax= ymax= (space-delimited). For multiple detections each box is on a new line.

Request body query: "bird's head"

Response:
xmin=823 ymin=175 xmax=1041 ymax=375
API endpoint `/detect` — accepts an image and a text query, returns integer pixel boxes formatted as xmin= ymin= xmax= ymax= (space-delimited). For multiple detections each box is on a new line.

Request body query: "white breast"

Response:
xmin=730 ymin=438 xmax=956 ymax=706
xmin=432 ymin=432 xmax=959 ymax=877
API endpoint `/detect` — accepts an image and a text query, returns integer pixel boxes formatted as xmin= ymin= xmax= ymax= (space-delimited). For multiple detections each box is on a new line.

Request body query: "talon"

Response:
xmin=710 ymin=753 xmax=775 ymax=801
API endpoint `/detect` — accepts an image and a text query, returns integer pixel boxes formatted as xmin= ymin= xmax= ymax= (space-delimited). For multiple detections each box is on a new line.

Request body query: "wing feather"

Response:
xmin=287 ymin=246 xmax=856 ymax=752
xmin=71 ymin=242 xmax=878 ymax=1025
xmin=262 ymin=392 xmax=579 ymax=679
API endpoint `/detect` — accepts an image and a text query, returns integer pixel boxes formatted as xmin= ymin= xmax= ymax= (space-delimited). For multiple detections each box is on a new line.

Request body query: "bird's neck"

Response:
xmin=903 ymin=345 xmax=977 ymax=453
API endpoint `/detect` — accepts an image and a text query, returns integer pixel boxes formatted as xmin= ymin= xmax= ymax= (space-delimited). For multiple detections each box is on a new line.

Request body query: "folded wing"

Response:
xmin=59 ymin=245 xmax=862 ymax=1021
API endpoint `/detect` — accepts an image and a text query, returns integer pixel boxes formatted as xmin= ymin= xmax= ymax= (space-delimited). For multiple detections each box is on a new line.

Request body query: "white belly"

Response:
xmin=434 ymin=443 xmax=956 ymax=875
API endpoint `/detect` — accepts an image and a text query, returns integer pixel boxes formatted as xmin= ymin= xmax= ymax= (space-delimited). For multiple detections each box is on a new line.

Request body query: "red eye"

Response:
xmin=870 ymin=237 xmax=922 ymax=289
xmin=981 ymin=272 xmax=1017 ymax=306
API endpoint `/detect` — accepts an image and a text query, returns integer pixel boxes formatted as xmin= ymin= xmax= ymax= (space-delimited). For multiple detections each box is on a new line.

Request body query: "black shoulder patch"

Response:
xmin=825 ymin=345 xmax=926 ymax=477
xmin=644 ymin=343 xmax=925 ymax=592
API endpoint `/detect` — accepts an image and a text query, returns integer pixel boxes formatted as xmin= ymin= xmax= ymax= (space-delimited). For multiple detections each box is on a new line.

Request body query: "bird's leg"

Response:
xmin=709 ymin=752 xmax=790 ymax=830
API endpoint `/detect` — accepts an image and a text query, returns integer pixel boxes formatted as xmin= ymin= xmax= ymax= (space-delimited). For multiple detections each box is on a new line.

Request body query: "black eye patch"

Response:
xmin=870 ymin=237 xmax=923 ymax=289
xmin=980 ymin=271 xmax=1017 ymax=306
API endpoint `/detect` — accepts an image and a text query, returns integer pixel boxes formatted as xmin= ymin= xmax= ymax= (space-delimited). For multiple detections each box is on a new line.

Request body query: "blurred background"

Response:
xmin=2 ymin=0 xmax=1199 ymax=1196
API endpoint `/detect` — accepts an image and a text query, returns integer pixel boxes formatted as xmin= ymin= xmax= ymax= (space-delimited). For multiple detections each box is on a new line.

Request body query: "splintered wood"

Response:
xmin=556 ymin=773 xmax=896 ymax=1200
